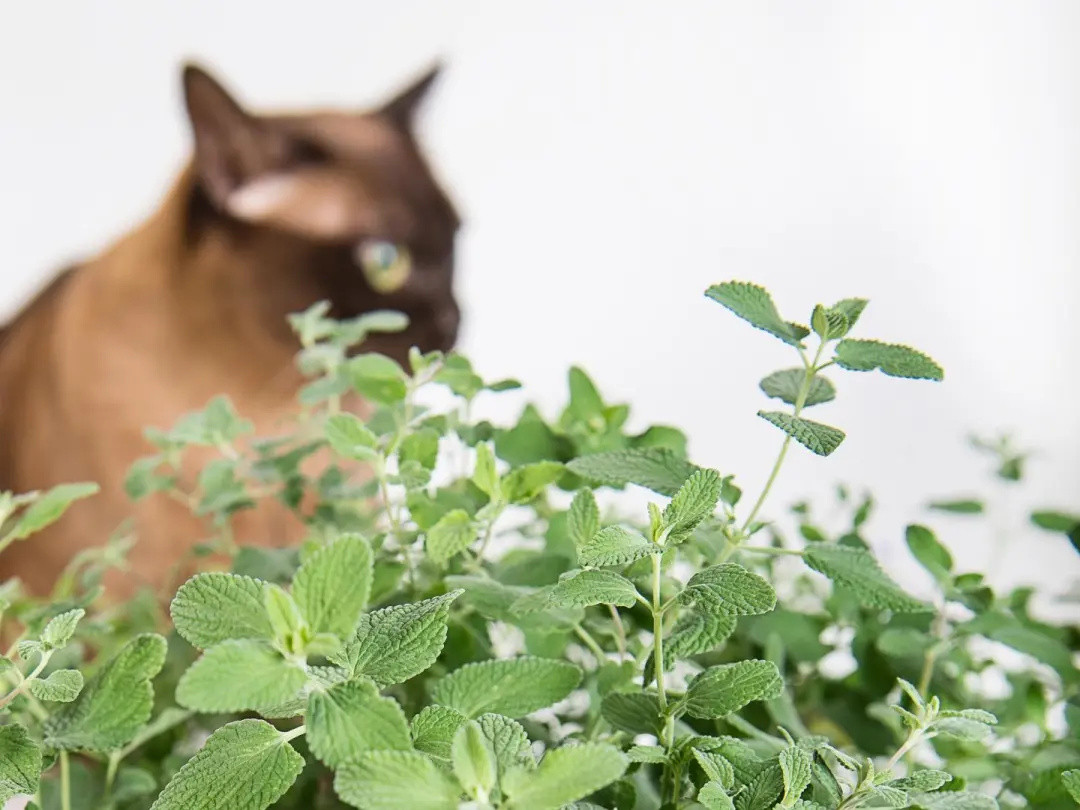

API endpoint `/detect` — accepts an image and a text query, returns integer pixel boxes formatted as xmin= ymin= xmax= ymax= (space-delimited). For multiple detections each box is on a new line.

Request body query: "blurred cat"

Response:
xmin=0 ymin=62 xmax=460 ymax=595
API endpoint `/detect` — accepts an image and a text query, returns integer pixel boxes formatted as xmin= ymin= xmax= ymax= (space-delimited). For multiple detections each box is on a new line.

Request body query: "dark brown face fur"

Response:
xmin=182 ymin=64 xmax=461 ymax=360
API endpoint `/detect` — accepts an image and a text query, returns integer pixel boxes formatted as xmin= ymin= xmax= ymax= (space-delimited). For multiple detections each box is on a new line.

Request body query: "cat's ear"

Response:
xmin=182 ymin=63 xmax=287 ymax=208
xmin=379 ymin=62 xmax=442 ymax=129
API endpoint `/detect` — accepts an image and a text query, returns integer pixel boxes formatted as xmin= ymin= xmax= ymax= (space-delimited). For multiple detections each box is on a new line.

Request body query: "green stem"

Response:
xmin=0 ymin=650 xmax=52 ymax=710
xmin=651 ymin=554 xmax=667 ymax=712
xmin=60 ymin=750 xmax=72 ymax=810
xmin=739 ymin=545 xmax=805 ymax=557
xmin=607 ymin=604 xmax=628 ymax=660
xmin=573 ymin=625 xmax=607 ymax=664
xmin=104 ymin=752 xmax=121 ymax=800
xmin=282 ymin=724 xmax=307 ymax=742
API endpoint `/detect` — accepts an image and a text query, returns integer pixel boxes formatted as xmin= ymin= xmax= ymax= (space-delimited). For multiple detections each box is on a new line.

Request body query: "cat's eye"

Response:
xmin=355 ymin=240 xmax=412 ymax=293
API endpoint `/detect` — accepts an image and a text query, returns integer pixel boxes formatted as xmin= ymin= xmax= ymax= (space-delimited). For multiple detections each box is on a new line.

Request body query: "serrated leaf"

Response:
xmin=666 ymin=609 xmax=737 ymax=663
xmin=628 ymin=745 xmax=668 ymax=763
xmin=831 ymin=298 xmax=868 ymax=329
xmin=452 ymin=721 xmax=498 ymax=798
xmin=324 ymin=413 xmax=378 ymax=460
xmin=812 ymin=304 xmax=850 ymax=340
xmin=699 ymin=782 xmax=736 ymax=810
xmin=759 ymin=369 xmax=836 ymax=408
xmin=693 ymin=750 xmax=735 ymax=788
xmin=426 ymin=510 xmax=478 ymax=565
xmin=567 ymin=447 xmax=702 ymax=497
xmin=905 ymin=524 xmax=953 ymax=581
xmin=45 ymin=633 xmax=167 ymax=751
xmin=40 ymin=608 xmax=84 ymax=649
xmin=779 ymin=745 xmax=812 ymax=807
xmin=758 ymin=412 xmax=845 ymax=457
xmin=149 ymin=719 xmax=304 ymax=810
xmin=503 ymin=743 xmax=628 ymax=810
xmin=411 ymin=705 xmax=468 ymax=759
xmin=908 ymin=792 xmax=998 ymax=810
xmin=803 ymin=546 xmax=929 ymax=612
xmin=0 ymin=724 xmax=42 ymax=803
xmin=7 ymin=482 xmax=99 ymax=541
xmin=27 ymin=669 xmax=83 ymax=702
xmin=705 ymin=282 xmax=801 ymax=346
xmin=306 ymin=679 xmax=411 ymax=768
xmin=596 ymin=692 xmax=660 ymax=737
xmin=334 ymin=750 xmax=460 ymax=810
xmin=333 ymin=591 xmax=461 ymax=686
xmin=834 ymin=339 xmax=943 ymax=381
xmin=502 ymin=462 xmax=564 ymax=504
xmin=476 ymin=713 xmax=534 ymax=777
xmin=472 ymin=443 xmax=500 ymax=499
xmin=431 ymin=656 xmax=582 ymax=718
xmin=1061 ymin=770 xmax=1080 ymax=804
xmin=578 ymin=525 xmax=658 ymax=567
xmin=176 ymin=640 xmax=309 ymax=714
xmin=684 ymin=660 xmax=783 ymax=719
xmin=171 ymin=573 xmax=273 ymax=650
xmin=888 ymin=771 xmax=952 ymax=792
xmin=549 ymin=569 xmax=639 ymax=608
xmin=568 ymin=490 xmax=600 ymax=549
xmin=737 ymin=763 xmax=784 ymax=810
xmin=678 ymin=563 xmax=777 ymax=616
xmin=663 ymin=468 xmax=722 ymax=541
xmin=293 ymin=534 xmax=373 ymax=638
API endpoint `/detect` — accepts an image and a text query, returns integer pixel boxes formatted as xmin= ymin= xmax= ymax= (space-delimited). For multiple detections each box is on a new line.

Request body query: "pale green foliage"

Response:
xmin=905 ymin=524 xmax=953 ymax=582
xmin=411 ymin=705 xmax=468 ymax=760
xmin=292 ymin=534 xmax=373 ymax=638
xmin=568 ymin=489 xmax=600 ymax=549
xmin=678 ymin=563 xmax=777 ymax=616
xmin=476 ymin=713 xmax=534 ymax=778
xmin=663 ymin=468 xmax=722 ymax=542
xmin=431 ymin=657 xmax=582 ymax=718
xmin=0 ymin=724 xmax=41 ymax=802
xmin=549 ymin=569 xmax=639 ymax=608
xmin=578 ymin=525 xmax=659 ymax=566
xmin=176 ymin=641 xmax=308 ymax=714
xmin=306 ymin=679 xmax=411 ymax=768
xmin=1061 ymin=770 xmax=1080 ymax=804
xmin=426 ymin=509 xmax=477 ymax=565
xmin=567 ymin=447 xmax=702 ymax=496
xmin=171 ymin=573 xmax=274 ymax=650
xmin=501 ymin=743 xmax=628 ymax=810
xmin=324 ymin=413 xmax=378 ymax=460
xmin=760 ymin=369 xmax=836 ymax=408
xmin=683 ymin=660 xmax=783 ymax=719
xmin=705 ymin=281 xmax=803 ymax=346
xmin=803 ymin=546 xmax=929 ymax=612
xmin=834 ymin=339 xmax=944 ymax=381
xmin=3 ymin=482 xmax=99 ymax=542
xmin=334 ymin=750 xmax=461 ymax=810
xmin=758 ymin=412 xmax=846 ymax=457
xmin=778 ymin=744 xmax=812 ymax=807
xmin=27 ymin=668 xmax=83 ymax=702
xmin=451 ymin=720 xmax=498 ymax=799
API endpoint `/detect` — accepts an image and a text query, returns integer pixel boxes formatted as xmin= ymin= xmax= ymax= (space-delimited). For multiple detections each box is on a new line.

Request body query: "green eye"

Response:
xmin=356 ymin=240 xmax=411 ymax=293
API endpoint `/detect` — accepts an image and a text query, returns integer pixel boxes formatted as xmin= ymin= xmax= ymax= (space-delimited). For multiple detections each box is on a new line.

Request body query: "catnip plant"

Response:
xmin=0 ymin=282 xmax=1077 ymax=810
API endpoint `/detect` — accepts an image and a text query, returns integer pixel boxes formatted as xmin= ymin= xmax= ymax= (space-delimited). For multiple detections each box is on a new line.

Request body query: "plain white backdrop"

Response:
xmin=1 ymin=2 xmax=1077 ymax=608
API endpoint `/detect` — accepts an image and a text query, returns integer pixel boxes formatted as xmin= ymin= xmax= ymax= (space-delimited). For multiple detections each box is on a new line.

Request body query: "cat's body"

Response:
xmin=0 ymin=64 xmax=460 ymax=596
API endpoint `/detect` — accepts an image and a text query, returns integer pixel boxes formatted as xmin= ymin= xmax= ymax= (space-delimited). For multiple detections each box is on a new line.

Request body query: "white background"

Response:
xmin=1 ymin=1 xmax=1077 ymax=609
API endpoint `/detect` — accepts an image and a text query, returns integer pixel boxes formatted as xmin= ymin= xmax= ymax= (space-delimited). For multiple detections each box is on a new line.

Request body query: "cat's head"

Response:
xmin=181 ymin=63 xmax=460 ymax=356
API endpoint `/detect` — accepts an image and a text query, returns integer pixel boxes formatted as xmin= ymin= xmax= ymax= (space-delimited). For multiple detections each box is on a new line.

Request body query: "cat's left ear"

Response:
xmin=379 ymin=62 xmax=442 ymax=129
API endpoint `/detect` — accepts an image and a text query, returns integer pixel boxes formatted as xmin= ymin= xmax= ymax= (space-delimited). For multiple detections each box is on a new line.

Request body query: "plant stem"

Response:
xmin=573 ymin=625 xmax=607 ymax=664
xmin=607 ymin=604 xmax=628 ymax=660
xmin=651 ymin=554 xmax=667 ymax=712
xmin=104 ymin=752 xmax=121 ymax=801
xmin=739 ymin=545 xmax=805 ymax=557
xmin=60 ymin=750 xmax=72 ymax=810
xmin=282 ymin=724 xmax=307 ymax=742
xmin=0 ymin=650 xmax=52 ymax=710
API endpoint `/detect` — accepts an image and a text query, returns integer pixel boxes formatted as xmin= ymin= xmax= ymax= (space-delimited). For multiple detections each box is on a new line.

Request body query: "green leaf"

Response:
xmin=905 ymin=524 xmax=953 ymax=581
xmin=333 ymin=591 xmax=461 ymax=686
xmin=566 ymin=366 xmax=607 ymax=422
xmin=411 ymin=705 xmax=468 ymax=760
xmin=705 ymin=281 xmax=801 ymax=346
xmin=678 ymin=563 xmax=777 ymax=616
xmin=758 ymin=412 xmax=845 ymax=457
xmin=171 ymin=573 xmax=273 ymax=650
xmin=346 ymin=353 xmax=408 ymax=404
xmin=779 ymin=745 xmax=813 ymax=807
xmin=472 ymin=443 xmax=500 ymax=499
xmin=27 ymin=669 xmax=83 ymax=702
xmin=324 ymin=414 xmax=379 ymax=461
xmin=8 ymin=482 xmax=99 ymax=541
xmin=811 ymin=304 xmax=850 ymax=341
xmin=830 ymin=298 xmax=869 ymax=329
xmin=0 ymin=724 xmax=42 ymax=803
xmin=683 ymin=660 xmax=784 ymax=719
xmin=699 ymin=781 xmax=736 ymax=810
xmin=176 ymin=641 xmax=308 ymax=714
xmin=600 ymin=691 xmax=662 ymax=735
xmin=451 ymin=721 xmax=498 ymax=799
xmin=426 ymin=510 xmax=478 ymax=565
xmin=568 ymin=490 xmax=600 ymax=549
xmin=1061 ymin=770 xmax=1080 ymax=804
xmin=502 ymin=462 xmax=565 ymax=504
xmin=693 ymin=749 xmax=735 ymax=788
xmin=578 ymin=525 xmax=659 ymax=567
xmin=549 ymin=569 xmax=639 ymax=608
xmin=834 ymin=339 xmax=943 ymax=381
xmin=400 ymin=428 xmax=440 ymax=470
xmin=663 ymin=468 xmax=722 ymax=541
xmin=334 ymin=750 xmax=461 ymax=810
xmin=759 ymin=369 xmax=836 ymax=408
xmin=567 ymin=447 xmax=702 ymax=497
xmin=431 ymin=656 xmax=582 ymax=718
xmin=503 ymin=743 xmax=628 ymax=810
xmin=737 ymin=763 xmax=784 ymax=810
xmin=928 ymin=499 xmax=984 ymax=515
xmin=306 ymin=679 xmax=411 ymax=768
xmin=887 ymin=771 xmax=952 ymax=792
xmin=628 ymin=744 xmax=667 ymax=763
xmin=149 ymin=719 xmax=304 ymax=810
xmin=665 ymin=609 xmax=738 ymax=663
xmin=476 ymin=714 xmax=534 ymax=777
xmin=45 ymin=633 xmax=167 ymax=752
xmin=1031 ymin=511 xmax=1080 ymax=533
xmin=908 ymin=792 xmax=999 ymax=810
xmin=293 ymin=534 xmax=373 ymax=638
xmin=262 ymin=584 xmax=307 ymax=648
xmin=40 ymin=608 xmax=85 ymax=649
xmin=803 ymin=546 xmax=930 ymax=612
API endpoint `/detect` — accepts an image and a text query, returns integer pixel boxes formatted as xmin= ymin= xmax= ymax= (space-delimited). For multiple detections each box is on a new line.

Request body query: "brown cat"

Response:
xmin=0 ymin=63 xmax=460 ymax=596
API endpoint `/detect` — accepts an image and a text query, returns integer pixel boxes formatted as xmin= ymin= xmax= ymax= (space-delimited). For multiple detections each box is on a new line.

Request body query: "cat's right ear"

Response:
xmin=182 ymin=64 xmax=275 ymax=208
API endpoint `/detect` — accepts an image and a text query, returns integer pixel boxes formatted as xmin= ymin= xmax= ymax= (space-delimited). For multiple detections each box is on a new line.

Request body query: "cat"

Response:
xmin=0 ymin=62 xmax=460 ymax=597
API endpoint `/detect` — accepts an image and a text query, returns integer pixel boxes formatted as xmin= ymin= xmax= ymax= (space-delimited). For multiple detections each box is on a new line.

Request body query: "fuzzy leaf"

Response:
xmin=666 ymin=610 xmax=737 ymax=663
xmin=759 ymin=369 xmax=836 ymax=408
xmin=0 ymin=724 xmax=41 ymax=803
xmin=324 ymin=413 xmax=379 ymax=460
xmin=568 ymin=490 xmax=600 ymax=549
xmin=27 ymin=669 xmax=83 ymax=702
xmin=177 ymin=640 xmax=308 ymax=714
xmin=40 ymin=608 xmax=85 ymax=649
xmin=600 ymin=691 xmax=662 ymax=735
xmin=684 ymin=660 xmax=784 ymax=719
xmin=306 ymin=679 xmax=411 ymax=768
xmin=663 ymin=468 xmax=722 ymax=541
xmin=679 ymin=563 xmax=777 ymax=616
xmin=431 ymin=657 xmax=582 ymax=718
xmin=292 ymin=534 xmax=373 ymax=638
xmin=811 ymin=305 xmax=850 ymax=340
xmin=567 ymin=447 xmax=702 ymax=497
xmin=834 ymin=339 xmax=943 ymax=381
xmin=578 ymin=525 xmax=659 ymax=567
xmin=699 ymin=782 xmax=736 ymax=810
xmin=804 ymin=546 xmax=929 ymax=612
xmin=45 ymin=634 xmax=167 ymax=752
xmin=779 ymin=745 xmax=813 ymax=807
xmin=171 ymin=573 xmax=273 ymax=650
xmin=503 ymin=743 xmax=628 ymax=810
xmin=333 ymin=591 xmax=461 ymax=686
xmin=905 ymin=524 xmax=953 ymax=581
xmin=888 ymin=771 xmax=952 ymax=792
xmin=758 ymin=412 xmax=845 ymax=457
xmin=426 ymin=510 xmax=478 ymax=565
xmin=334 ymin=750 xmax=460 ymax=810
xmin=549 ymin=569 xmax=639 ymax=608
xmin=693 ymin=749 xmax=735 ymax=788
xmin=1061 ymin=770 xmax=1080 ymax=803
xmin=149 ymin=719 xmax=304 ymax=810
xmin=831 ymin=298 xmax=869 ymax=329
xmin=502 ymin=462 xmax=564 ymax=504
xmin=346 ymin=353 xmax=408 ymax=404
xmin=705 ymin=282 xmax=801 ymax=346
xmin=477 ymin=713 xmax=534 ymax=776
xmin=472 ymin=443 xmax=500 ymax=499
xmin=7 ymin=482 xmax=99 ymax=541
xmin=909 ymin=792 xmax=998 ymax=810
xmin=411 ymin=705 xmax=468 ymax=759
xmin=452 ymin=721 xmax=498 ymax=798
